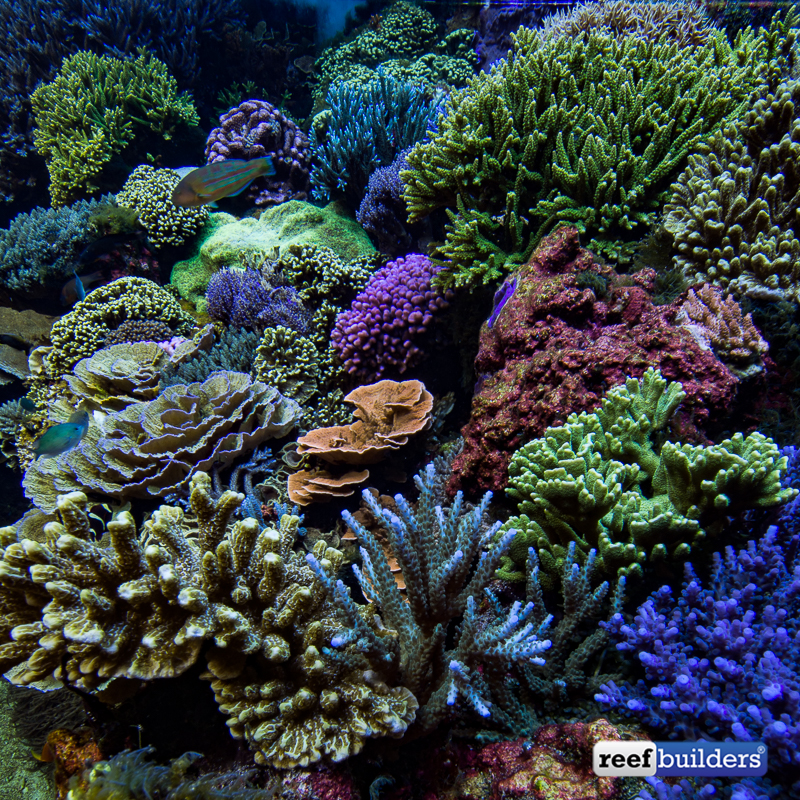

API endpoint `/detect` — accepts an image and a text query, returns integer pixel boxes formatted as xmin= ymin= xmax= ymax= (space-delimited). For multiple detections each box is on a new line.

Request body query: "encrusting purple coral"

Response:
xmin=596 ymin=526 xmax=800 ymax=767
xmin=204 ymin=99 xmax=311 ymax=207
xmin=330 ymin=253 xmax=452 ymax=380
xmin=205 ymin=267 xmax=311 ymax=333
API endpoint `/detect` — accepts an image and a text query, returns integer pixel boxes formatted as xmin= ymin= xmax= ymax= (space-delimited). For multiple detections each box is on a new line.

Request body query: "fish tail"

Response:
xmin=258 ymin=156 xmax=277 ymax=177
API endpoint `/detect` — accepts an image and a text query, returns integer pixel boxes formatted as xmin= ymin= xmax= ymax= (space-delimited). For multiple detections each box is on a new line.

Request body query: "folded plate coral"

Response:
xmin=23 ymin=372 xmax=302 ymax=512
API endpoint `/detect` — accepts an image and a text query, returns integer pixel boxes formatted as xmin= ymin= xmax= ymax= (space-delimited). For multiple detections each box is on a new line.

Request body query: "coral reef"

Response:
xmin=31 ymin=51 xmax=198 ymax=206
xmin=288 ymin=468 xmax=370 ymax=506
xmin=103 ymin=319 xmax=176 ymax=348
xmin=116 ymin=166 xmax=207 ymax=249
xmin=499 ymin=368 xmax=794 ymax=589
xmin=253 ymin=326 xmax=319 ymax=404
xmin=331 ymin=254 xmax=452 ymax=381
xmin=665 ymin=77 xmax=800 ymax=302
xmin=676 ymin=285 xmax=769 ymax=378
xmin=204 ymin=99 xmax=311 ymax=206
xmin=310 ymin=71 xmax=438 ymax=208
xmin=296 ymin=379 xmax=433 ymax=465
xmin=597 ymin=525 xmax=800 ymax=767
xmin=402 ymin=17 xmax=796 ymax=288
xmin=45 ymin=277 xmax=196 ymax=378
xmin=23 ymin=372 xmax=302 ymax=511
xmin=451 ymin=228 xmax=739 ymax=495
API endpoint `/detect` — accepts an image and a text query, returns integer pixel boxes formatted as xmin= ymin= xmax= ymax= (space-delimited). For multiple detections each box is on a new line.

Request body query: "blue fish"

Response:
xmin=34 ymin=410 xmax=89 ymax=458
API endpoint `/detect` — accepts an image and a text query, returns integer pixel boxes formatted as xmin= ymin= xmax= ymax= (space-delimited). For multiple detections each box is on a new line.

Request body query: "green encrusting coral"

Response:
xmin=402 ymin=15 xmax=797 ymax=289
xmin=31 ymin=51 xmax=199 ymax=206
xmin=665 ymin=77 xmax=800 ymax=301
xmin=499 ymin=369 xmax=796 ymax=588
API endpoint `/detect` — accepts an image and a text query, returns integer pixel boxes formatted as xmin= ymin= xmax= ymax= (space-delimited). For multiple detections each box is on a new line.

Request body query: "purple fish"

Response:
xmin=487 ymin=275 xmax=517 ymax=328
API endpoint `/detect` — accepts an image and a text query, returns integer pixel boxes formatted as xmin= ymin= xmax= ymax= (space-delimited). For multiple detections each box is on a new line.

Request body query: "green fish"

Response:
xmin=34 ymin=410 xmax=89 ymax=458
xmin=171 ymin=157 xmax=276 ymax=207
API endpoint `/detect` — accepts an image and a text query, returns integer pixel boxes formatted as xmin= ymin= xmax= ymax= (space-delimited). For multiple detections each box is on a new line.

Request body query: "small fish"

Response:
xmin=34 ymin=410 xmax=89 ymax=458
xmin=60 ymin=270 xmax=104 ymax=306
xmin=171 ymin=157 xmax=276 ymax=207
xmin=19 ymin=397 xmax=37 ymax=412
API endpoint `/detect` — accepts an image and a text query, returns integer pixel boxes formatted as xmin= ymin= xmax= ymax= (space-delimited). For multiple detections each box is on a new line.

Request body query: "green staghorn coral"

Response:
xmin=499 ymin=368 xmax=796 ymax=588
xmin=665 ymin=77 xmax=800 ymax=301
xmin=402 ymin=16 xmax=797 ymax=289
xmin=31 ymin=51 xmax=199 ymax=207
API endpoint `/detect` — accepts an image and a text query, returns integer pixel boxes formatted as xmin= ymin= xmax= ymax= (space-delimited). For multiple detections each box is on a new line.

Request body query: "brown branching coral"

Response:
xmin=46 ymin=277 xmax=196 ymax=378
xmin=0 ymin=473 xmax=417 ymax=768
xmin=677 ymin=285 xmax=769 ymax=378
xmin=296 ymin=379 xmax=433 ymax=465
xmin=24 ymin=372 xmax=302 ymax=512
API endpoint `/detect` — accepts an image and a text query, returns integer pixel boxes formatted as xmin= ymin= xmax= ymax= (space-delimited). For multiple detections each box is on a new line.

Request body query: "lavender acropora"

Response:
xmin=595 ymin=526 xmax=800 ymax=766
xmin=331 ymin=254 xmax=452 ymax=380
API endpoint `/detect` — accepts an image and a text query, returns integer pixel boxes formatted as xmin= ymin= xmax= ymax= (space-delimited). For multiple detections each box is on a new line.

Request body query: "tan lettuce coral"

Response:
xmin=287 ymin=468 xmax=370 ymax=506
xmin=0 ymin=473 xmax=417 ymax=767
xmin=297 ymin=379 xmax=433 ymax=465
xmin=65 ymin=342 xmax=167 ymax=411
xmin=24 ymin=372 xmax=302 ymax=512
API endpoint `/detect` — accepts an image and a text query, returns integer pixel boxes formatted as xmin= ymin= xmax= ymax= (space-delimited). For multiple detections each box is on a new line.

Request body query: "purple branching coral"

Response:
xmin=204 ymin=99 xmax=311 ymax=206
xmin=330 ymin=253 xmax=453 ymax=380
xmin=596 ymin=526 xmax=800 ymax=767
xmin=205 ymin=267 xmax=311 ymax=333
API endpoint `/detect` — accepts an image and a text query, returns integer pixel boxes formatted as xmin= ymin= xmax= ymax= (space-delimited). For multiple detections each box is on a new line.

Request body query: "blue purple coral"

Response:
xmin=487 ymin=275 xmax=517 ymax=328
xmin=596 ymin=526 xmax=800 ymax=766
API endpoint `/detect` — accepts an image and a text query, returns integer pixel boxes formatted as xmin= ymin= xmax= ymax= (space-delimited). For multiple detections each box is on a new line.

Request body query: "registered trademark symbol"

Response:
xmin=758 ymin=746 xmax=766 ymax=754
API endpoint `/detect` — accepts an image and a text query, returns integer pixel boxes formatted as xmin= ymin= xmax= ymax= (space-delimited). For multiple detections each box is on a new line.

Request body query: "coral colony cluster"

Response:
xmin=3 ymin=0 xmax=800 ymax=798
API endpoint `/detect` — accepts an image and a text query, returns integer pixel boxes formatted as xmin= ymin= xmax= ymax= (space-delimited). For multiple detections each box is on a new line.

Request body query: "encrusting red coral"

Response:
xmin=450 ymin=227 xmax=741 ymax=496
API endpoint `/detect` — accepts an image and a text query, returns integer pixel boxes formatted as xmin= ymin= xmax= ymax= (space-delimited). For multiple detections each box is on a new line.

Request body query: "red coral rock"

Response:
xmin=280 ymin=765 xmax=361 ymax=799
xmin=451 ymin=227 xmax=739 ymax=496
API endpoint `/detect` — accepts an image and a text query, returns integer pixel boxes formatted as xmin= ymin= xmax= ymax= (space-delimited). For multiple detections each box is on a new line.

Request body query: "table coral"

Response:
xmin=288 ymin=468 xmax=370 ymax=506
xmin=451 ymin=228 xmax=739 ymax=495
xmin=676 ymin=285 xmax=769 ymax=378
xmin=31 ymin=51 xmax=198 ymax=206
xmin=500 ymin=368 xmax=795 ymax=589
xmin=331 ymin=253 xmax=452 ymax=380
xmin=23 ymin=371 xmax=302 ymax=512
xmin=0 ymin=474 xmax=417 ymax=769
xmin=204 ymin=99 xmax=310 ymax=206
xmin=597 ymin=525 xmax=800 ymax=767
xmin=402 ymin=16 xmax=796 ymax=288
xmin=116 ymin=166 xmax=207 ymax=249
xmin=65 ymin=342 xmax=167 ymax=412
xmin=46 ymin=277 xmax=196 ymax=379
xmin=665 ymin=77 xmax=800 ymax=302
xmin=297 ymin=379 xmax=433 ymax=466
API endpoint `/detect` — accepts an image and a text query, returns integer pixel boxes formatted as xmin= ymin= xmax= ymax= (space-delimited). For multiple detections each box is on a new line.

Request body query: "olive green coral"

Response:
xmin=116 ymin=166 xmax=208 ymax=249
xmin=31 ymin=52 xmax=199 ymax=207
xmin=46 ymin=277 xmax=196 ymax=378
xmin=665 ymin=77 xmax=800 ymax=301
xmin=253 ymin=325 xmax=319 ymax=404
xmin=402 ymin=17 xmax=797 ymax=288
xmin=499 ymin=369 xmax=796 ymax=588
xmin=0 ymin=474 xmax=417 ymax=767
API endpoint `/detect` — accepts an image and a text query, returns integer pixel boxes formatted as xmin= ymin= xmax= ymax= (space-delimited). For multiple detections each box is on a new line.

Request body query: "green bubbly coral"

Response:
xmin=32 ymin=51 xmax=199 ymax=206
xmin=665 ymin=76 xmax=800 ymax=301
xmin=253 ymin=325 xmax=320 ymax=404
xmin=402 ymin=15 xmax=797 ymax=289
xmin=499 ymin=368 xmax=796 ymax=588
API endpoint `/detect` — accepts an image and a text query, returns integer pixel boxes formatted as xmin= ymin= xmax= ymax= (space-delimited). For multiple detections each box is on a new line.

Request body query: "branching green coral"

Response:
xmin=116 ymin=166 xmax=207 ymax=249
xmin=31 ymin=51 xmax=199 ymax=206
xmin=499 ymin=369 xmax=796 ymax=588
xmin=665 ymin=77 xmax=800 ymax=300
xmin=402 ymin=16 xmax=797 ymax=289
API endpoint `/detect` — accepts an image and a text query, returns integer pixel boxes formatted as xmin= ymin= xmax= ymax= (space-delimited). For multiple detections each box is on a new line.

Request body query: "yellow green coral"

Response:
xmin=31 ymin=51 xmax=199 ymax=207
xmin=402 ymin=15 xmax=797 ymax=288
xmin=253 ymin=325 xmax=320 ymax=404
xmin=46 ymin=277 xmax=196 ymax=378
xmin=499 ymin=369 xmax=796 ymax=588
xmin=116 ymin=165 xmax=208 ymax=249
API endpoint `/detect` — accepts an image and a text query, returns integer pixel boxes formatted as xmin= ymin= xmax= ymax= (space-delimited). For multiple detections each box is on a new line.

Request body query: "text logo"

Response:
xmin=593 ymin=741 xmax=768 ymax=777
